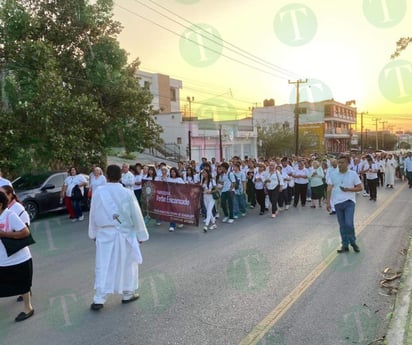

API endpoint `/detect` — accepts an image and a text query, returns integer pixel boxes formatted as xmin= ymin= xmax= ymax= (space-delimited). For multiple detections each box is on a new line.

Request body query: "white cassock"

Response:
xmin=88 ymin=182 xmax=149 ymax=300
xmin=384 ymin=158 xmax=397 ymax=186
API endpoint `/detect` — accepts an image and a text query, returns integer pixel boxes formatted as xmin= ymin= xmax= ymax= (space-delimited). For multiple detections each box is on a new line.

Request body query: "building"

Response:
xmin=136 ymin=70 xmax=257 ymax=162
xmin=253 ymin=99 xmax=357 ymax=154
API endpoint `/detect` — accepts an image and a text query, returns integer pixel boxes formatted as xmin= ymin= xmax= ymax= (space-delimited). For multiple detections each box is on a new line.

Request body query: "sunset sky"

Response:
xmin=112 ymin=0 xmax=412 ymax=131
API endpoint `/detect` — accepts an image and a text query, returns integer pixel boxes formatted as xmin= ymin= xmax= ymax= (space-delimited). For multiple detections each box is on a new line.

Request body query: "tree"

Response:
xmin=0 ymin=0 xmax=161 ymax=176
xmin=391 ymin=37 xmax=412 ymax=59
xmin=399 ymin=141 xmax=411 ymax=150
xmin=257 ymin=122 xmax=297 ymax=157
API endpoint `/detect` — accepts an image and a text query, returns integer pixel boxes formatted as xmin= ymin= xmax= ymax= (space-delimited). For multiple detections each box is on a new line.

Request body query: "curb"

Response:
xmin=385 ymin=232 xmax=412 ymax=345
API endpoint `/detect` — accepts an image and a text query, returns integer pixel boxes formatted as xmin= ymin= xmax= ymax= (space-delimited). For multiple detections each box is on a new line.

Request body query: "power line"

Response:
xmin=115 ymin=2 xmax=298 ymax=80
xmin=139 ymin=0 xmax=302 ymax=79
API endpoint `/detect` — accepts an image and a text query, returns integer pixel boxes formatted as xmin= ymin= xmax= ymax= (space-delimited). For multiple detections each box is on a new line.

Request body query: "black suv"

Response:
xmin=13 ymin=171 xmax=89 ymax=221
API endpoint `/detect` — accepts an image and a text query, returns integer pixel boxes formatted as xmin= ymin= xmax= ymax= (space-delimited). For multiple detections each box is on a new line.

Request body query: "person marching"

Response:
xmin=88 ymin=165 xmax=149 ymax=311
xmin=326 ymin=155 xmax=363 ymax=253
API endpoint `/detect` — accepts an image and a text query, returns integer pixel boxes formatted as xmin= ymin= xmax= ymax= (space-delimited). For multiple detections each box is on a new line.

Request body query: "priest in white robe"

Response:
xmin=384 ymin=154 xmax=397 ymax=188
xmin=88 ymin=165 xmax=149 ymax=311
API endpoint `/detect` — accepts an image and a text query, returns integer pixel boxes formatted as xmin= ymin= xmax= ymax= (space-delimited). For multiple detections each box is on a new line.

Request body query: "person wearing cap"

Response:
xmin=0 ymin=168 xmax=12 ymax=187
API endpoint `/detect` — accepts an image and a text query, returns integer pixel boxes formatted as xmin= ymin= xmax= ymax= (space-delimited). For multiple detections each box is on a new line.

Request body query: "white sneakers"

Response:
xmin=228 ymin=219 xmax=234 ymax=224
xmin=222 ymin=217 xmax=229 ymax=223
xmin=209 ymin=224 xmax=217 ymax=230
xmin=78 ymin=215 xmax=84 ymax=221
xmin=168 ymin=227 xmax=175 ymax=232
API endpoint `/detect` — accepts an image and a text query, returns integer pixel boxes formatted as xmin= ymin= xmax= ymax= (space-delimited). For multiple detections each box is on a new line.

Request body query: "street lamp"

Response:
xmin=187 ymin=96 xmax=194 ymax=160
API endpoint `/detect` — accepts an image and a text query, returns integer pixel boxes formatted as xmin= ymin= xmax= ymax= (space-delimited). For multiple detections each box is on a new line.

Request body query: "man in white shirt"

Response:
xmin=121 ymin=163 xmax=134 ymax=190
xmin=404 ymin=152 xmax=412 ymax=188
xmin=326 ymin=155 xmax=363 ymax=253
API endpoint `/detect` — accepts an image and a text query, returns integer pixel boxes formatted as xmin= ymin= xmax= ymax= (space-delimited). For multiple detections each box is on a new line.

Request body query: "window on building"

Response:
xmin=170 ymin=88 xmax=177 ymax=101
xmin=143 ymin=81 xmax=150 ymax=89
xmin=177 ymin=137 xmax=182 ymax=144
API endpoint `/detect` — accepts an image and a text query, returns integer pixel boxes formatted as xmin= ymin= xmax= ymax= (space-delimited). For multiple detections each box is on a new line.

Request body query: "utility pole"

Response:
xmin=219 ymin=124 xmax=223 ymax=162
xmin=380 ymin=120 xmax=388 ymax=150
xmin=360 ymin=111 xmax=368 ymax=153
xmin=289 ymin=79 xmax=308 ymax=155
xmin=187 ymin=96 xmax=194 ymax=160
xmin=373 ymin=118 xmax=381 ymax=150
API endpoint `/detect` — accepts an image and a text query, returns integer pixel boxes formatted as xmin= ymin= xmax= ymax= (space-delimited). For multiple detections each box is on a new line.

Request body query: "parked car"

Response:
xmin=12 ymin=171 xmax=89 ymax=221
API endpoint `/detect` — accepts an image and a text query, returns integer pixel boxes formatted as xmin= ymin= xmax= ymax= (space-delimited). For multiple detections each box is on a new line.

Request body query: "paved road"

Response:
xmin=1 ymin=182 xmax=410 ymax=345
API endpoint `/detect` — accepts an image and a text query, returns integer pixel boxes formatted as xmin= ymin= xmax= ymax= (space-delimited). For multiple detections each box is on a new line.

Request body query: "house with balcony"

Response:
xmin=253 ymin=99 xmax=357 ymax=154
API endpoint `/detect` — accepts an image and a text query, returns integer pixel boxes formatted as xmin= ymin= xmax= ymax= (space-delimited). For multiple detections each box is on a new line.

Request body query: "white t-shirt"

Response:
xmin=64 ymin=174 xmax=87 ymax=197
xmin=133 ymin=174 xmax=143 ymax=191
xmin=327 ymin=170 xmax=362 ymax=205
xmin=9 ymin=200 xmax=30 ymax=225
xmin=0 ymin=209 xmax=32 ymax=266
xmin=121 ymin=171 xmax=135 ymax=190
xmin=90 ymin=174 xmax=106 ymax=192
xmin=293 ymin=167 xmax=309 ymax=184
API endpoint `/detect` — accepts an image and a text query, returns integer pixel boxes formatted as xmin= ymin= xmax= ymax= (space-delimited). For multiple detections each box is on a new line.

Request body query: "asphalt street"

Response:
xmin=0 ymin=181 xmax=411 ymax=345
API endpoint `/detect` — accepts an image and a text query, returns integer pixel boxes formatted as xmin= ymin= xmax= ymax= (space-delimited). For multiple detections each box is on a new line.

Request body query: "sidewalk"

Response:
xmin=386 ymin=233 xmax=412 ymax=344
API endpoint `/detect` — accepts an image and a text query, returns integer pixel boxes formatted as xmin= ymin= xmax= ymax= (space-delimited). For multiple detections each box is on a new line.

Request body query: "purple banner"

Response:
xmin=141 ymin=181 xmax=202 ymax=226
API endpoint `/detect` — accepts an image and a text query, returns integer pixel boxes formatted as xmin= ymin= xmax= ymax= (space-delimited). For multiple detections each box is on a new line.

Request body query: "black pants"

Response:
xmin=255 ymin=188 xmax=265 ymax=213
xmin=367 ymin=178 xmax=378 ymax=200
xmin=378 ymin=171 xmax=384 ymax=186
xmin=268 ymin=186 xmax=280 ymax=214
xmin=362 ymin=174 xmax=369 ymax=193
xmin=278 ymin=187 xmax=291 ymax=207
xmin=294 ymin=183 xmax=308 ymax=206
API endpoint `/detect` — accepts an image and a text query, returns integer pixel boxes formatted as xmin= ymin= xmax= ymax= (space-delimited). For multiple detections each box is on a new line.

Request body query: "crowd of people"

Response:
xmin=98 ymin=151 xmax=411 ymax=233
xmin=1 ymin=150 xmax=411 ymax=320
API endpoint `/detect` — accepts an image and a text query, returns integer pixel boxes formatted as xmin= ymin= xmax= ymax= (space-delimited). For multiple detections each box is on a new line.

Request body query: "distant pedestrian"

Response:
xmin=88 ymin=165 xmax=149 ymax=311
xmin=384 ymin=154 xmax=397 ymax=188
xmin=404 ymin=152 xmax=412 ymax=188
xmin=326 ymin=155 xmax=363 ymax=253
xmin=60 ymin=167 xmax=87 ymax=221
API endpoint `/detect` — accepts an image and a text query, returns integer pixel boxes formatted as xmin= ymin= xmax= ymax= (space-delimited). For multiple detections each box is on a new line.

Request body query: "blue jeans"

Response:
xmin=71 ymin=199 xmax=83 ymax=219
xmin=233 ymin=193 xmax=247 ymax=216
xmin=220 ymin=191 xmax=234 ymax=219
xmin=334 ymin=199 xmax=356 ymax=247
